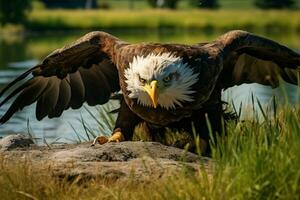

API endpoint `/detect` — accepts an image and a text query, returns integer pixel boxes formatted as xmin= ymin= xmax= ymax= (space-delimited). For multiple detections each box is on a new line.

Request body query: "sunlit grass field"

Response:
xmin=1 ymin=102 xmax=300 ymax=199
xmin=26 ymin=9 xmax=300 ymax=33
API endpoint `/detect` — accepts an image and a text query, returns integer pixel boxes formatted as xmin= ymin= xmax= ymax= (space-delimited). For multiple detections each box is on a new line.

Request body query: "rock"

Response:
xmin=0 ymin=136 xmax=211 ymax=182
xmin=0 ymin=134 xmax=34 ymax=151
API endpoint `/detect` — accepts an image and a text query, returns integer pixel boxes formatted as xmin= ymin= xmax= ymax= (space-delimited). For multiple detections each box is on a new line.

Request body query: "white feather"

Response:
xmin=124 ymin=52 xmax=199 ymax=110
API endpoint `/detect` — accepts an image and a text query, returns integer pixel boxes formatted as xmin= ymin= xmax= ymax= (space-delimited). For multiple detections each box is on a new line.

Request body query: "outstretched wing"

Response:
xmin=0 ymin=31 xmax=125 ymax=124
xmin=212 ymin=30 xmax=300 ymax=89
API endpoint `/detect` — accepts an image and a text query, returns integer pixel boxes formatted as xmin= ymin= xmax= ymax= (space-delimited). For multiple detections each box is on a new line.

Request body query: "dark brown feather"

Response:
xmin=78 ymin=66 xmax=110 ymax=106
xmin=213 ymin=30 xmax=300 ymax=89
xmin=69 ymin=71 xmax=85 ymax=109
xmin=0 ymin=77 xmax=49 ymax=123
xmin=49 ymin=78 xmax=72 ymax=118
xmin=0 ymin=66 xmax=39 ymax=98
xmin=36 ymin=77 xmax=60 ymax=120
xmin=0 ymin=31 xmax=123 ymax=122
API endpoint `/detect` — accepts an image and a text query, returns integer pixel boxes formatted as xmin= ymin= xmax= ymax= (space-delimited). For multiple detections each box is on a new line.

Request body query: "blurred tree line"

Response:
xmin=147 ymin=0 xmax=218 ymax=9
xmin=0 ymin=0 xmax=298 ymax=25
xmin=150 ymin=0 xmax=296 ymax=9
xmin=254 ymin=0 xmax=295 ymax=9
xmin=0 ymin=0 xmax=31 ymax=25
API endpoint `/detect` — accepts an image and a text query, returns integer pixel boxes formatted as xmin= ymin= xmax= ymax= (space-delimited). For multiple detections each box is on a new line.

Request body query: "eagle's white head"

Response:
xmin=124 ymin=53 xmax=199 ymax=110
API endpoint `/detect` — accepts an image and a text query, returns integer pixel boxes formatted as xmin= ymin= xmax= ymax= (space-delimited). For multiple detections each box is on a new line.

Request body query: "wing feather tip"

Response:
xmin=0 ymin=115 xmax=8 ymax=125
xmin=36 ymin=115 xmax=45 ymax=121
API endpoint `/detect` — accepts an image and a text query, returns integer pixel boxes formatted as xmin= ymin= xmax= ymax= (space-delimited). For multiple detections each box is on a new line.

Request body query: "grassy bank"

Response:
xmin=25 ymin=9 xmax=300 ymax=33
xmin=1 ymin=104 xmax=300 ymax=200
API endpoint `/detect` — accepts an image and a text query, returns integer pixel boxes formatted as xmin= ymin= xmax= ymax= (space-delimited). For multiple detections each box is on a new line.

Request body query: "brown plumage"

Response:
xmin=0 ymin=30 xmax=299 ymax=153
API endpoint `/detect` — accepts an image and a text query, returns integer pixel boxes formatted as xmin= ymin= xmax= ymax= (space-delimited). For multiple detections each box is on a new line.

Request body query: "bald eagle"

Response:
xmin=0 ymin=30 xmax=299 ymax=153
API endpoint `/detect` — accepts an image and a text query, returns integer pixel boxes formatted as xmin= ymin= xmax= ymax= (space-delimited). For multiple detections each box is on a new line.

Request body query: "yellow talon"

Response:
xmin=108 ymin=132 xmax=124 ymax=142
xmin=91 ymin=131 xmax=124 ymax=146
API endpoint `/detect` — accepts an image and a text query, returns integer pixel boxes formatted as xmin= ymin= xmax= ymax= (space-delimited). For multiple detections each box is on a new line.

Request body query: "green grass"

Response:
xmin=25 ymin=9 xmax=300 ymax=33
xmin=1 ymin=102 xmax=300 ymax=199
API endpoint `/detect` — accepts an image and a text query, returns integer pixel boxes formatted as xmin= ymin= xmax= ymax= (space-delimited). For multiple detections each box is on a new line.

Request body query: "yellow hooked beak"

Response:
xmin=143 ymin=80 xmax=158 ymax=108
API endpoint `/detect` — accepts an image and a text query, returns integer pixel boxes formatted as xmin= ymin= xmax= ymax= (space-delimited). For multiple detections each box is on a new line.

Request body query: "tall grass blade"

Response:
xmin=79 ymin=114 xmax=97 ymax=139
xmin=68 ymin=122 xmax=83 ymax=143
xmin=256 ymin=97 xmax=267 ymax=122
xmin=83 ymin=105 xmax=106 ymax=131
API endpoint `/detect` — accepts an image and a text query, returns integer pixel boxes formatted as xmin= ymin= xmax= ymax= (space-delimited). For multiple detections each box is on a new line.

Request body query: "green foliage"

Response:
xmin=254 ymin=0 xmax=296 ymax=9
xmin=147 ymin=0 xmax=179 ymax=9
xmin=190 ymin=0 xmax=219 ymax=9
xmin=0 ymin=0 xmax=31 ymax=25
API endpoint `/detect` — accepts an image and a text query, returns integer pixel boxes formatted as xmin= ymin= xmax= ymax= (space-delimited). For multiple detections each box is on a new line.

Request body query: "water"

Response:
xmin=0 ymin=30 xmax=299 ymax=144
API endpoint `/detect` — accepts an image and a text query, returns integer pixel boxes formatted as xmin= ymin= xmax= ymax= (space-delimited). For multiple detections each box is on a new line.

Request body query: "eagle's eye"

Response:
xmin=163 ymin=74 xmax=172 ymax=83
xmin=139 ymin=76 xmax=146 ymax=85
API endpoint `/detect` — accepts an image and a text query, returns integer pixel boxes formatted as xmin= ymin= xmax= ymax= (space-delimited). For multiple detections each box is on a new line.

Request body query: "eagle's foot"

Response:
xmin=91 ymin=131 xmax=124 ymax=146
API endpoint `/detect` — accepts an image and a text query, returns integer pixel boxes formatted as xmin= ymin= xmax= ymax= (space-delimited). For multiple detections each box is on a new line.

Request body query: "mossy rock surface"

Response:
xmin=0 ymin=135 xmax=210 ymax=182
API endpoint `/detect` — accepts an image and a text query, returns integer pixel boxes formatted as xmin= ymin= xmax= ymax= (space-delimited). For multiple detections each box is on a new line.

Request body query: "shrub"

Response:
xmin=147 ymin=0 xmax=179 ymax=9
xmin=0 ymin=0 xmax=31 ymax=25
xmin=254 ymin=0 xmax=295 ymax=9
xmin=189 ymin=0 xmax=219 ymax=9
